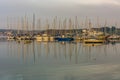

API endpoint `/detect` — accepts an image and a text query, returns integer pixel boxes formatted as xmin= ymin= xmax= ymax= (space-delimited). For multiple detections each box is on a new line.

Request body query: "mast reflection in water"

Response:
xmin=0 ymin=41 xmax=120 ymax=80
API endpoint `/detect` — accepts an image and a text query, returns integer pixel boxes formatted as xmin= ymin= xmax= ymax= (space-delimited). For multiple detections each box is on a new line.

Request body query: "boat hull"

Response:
xmin=55 ymin=38 xmax=74 ymax=41
xmin=84 ymin=39 xmax=105 ymax=43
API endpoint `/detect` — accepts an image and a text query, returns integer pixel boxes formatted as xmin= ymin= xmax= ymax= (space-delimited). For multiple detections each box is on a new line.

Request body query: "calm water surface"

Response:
xmin=0 ymin=41 xmax=120 ymax=80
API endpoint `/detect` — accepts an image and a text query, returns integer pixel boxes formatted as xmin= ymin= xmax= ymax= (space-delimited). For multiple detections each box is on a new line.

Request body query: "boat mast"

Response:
xmin=37 ymin=18 xmax=41 ymax=34
xmin=75 ymin=16 xmax=78 ymax=34
xmin=69 ymin=18 xmax=72 ymax=34
xmin=17 ymin=17 xmax=20 ymax=35
xmin=21 ymin=17 xmax=24 ymax=35
xmin=7 ymin=16 xmax=11 ymax=37
xmin=97 ymin=17 xmax=100 ymax=32
xmin=26 ymin=17 xmax=29 ymax=35
xmin=7 ymin=16 xmax=10 ymax=32
xmin=88 ymin=19 xmax=92 ymax=32
xmin=63 ymin=18 xmax=67 ymax=35
xmin=58 ymin=18 xmax=61 ymax=35
xmin=46 ymin=19 xmax=49 ymax=34
xmin=7 ymin=16 xmax=9 ymax=29
xmin=32 ymin=13 xmax=35 ymax=36
xmin=115 ymin=22 xmax=117 ymax=35
xmin=53 ymin=16 xmax=57 ymax=36
xmin=85 ymin=16 xmax=88 ymax=30
xmin=104 ymin=19 xmax=107 ymax=35
xmin=24 ymin=14 xmax=27 ymax=35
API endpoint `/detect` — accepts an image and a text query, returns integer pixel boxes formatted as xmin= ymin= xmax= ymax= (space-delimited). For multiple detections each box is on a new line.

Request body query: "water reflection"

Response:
xmin=6 ymin=41 xmax=120 ymax=64
xmin=1 ymin=41 xmax=120 ymax=80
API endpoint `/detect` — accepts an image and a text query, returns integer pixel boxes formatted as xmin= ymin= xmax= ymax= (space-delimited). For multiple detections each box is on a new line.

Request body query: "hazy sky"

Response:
xmin=0 ymin=0 xmax=120 ymax=29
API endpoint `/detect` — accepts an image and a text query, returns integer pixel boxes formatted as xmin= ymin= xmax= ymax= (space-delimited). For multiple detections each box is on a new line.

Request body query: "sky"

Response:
xmin=0 ymin=0 xmax=120 ymax=29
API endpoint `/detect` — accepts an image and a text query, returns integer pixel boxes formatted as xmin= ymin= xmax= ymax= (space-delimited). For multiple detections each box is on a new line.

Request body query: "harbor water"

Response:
xmin=0 ymin=41 xmax=120 ymax=80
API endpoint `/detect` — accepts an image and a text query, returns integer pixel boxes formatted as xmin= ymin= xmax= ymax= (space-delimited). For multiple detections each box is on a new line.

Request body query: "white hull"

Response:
xmin=49 ymin=37 xmax=54 ymax=41
xmin=36 ymin=36 xmax=42 ymax=42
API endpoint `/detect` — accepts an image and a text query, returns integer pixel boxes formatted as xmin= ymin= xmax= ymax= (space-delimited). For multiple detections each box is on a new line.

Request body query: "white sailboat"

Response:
xmin=42 ymin=19 xmax=49 ymax=42
xmin=35 ymin=18 xmax=42 ymax=42
xmin=83 ymin=19 xmax=105 ymax=44
xmin=7 ymin=17 xmax=15 ymax=40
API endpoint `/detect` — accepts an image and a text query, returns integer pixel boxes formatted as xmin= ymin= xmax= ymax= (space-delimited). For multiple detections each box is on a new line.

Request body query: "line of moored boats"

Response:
xmin=7 ymin=29 xmax=120 ymax=44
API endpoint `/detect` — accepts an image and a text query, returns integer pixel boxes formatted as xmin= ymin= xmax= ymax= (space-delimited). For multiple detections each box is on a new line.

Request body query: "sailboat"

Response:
xmin=36 ymin=34 xmax=42 ymax=42
xmin=16 ymin=14 xmax=33 ymax=44
xmin=7 ymin=17 xmax=15 ymax=40
xmin=48 ymin=18 xmax=54 ymax=42
xmin=107 ymin=35 xmax=120 ymax=42
xmin=83 ymin=19 xmax=105 ymax=44
xmin=84 ymin=36 xmax=105 ymax=43
xmin=107 ymin=23 xmax=120 ymax=42
xmin=55 ymin=18 xmax=74 ymax=41
xmin=35 ymin=18 xmax=42 ymax=42
xmin=15 ymin=17 xmax=24 ymax=41
xmin=7 ymin=35 xmax=15 ymax=40
xmin=73 ymin=16 xmax=81 ymax=40
xmin=42 ymin=19 xmax=50 ymax=42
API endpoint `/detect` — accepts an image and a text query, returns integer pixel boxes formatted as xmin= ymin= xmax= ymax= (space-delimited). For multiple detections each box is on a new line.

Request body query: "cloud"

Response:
xmin=0 ymin=0 xmax=120 ymax=9
xmin=0 ymin=0 xmax=120 ymax=16
xmin=0 ymin=0 xmax=120 ymax=29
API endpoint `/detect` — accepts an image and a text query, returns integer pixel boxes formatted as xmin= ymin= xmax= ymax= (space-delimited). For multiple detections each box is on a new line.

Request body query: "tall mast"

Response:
xmin=85 ymin=16 xmax=88 ymax=30
xmin=115 ymin=21 xmax=117 ymax=35
xmin=26 ymin=17 xmax=29 ymax=35
xmin=75 ymin=16 xmax=78 ymax=33
xmin=7 ymin=16 xmax=10 ymax=31
xmin=58 ymin=18 xmax=61 ymax=35
xmin=63 ymin=18 xmax=67 ymax=34
xmin=69 ymin=18 xmax=72 ymax=34
xmin=97 ymin=17 xmax=100 ymax=32
xmin=21 ymin=17 xmax=24 ymax=34
xmin=17 ymin=17 xmax=20 ymax=34
xmin=32 ymin=13 xmax=35 ymax=36
xmin=23 ymin=15 xmax=26 ymax=34
xmin=81 ymin=20 xmax=84 ymax=29
xmin=104 ymin=19 xmax=107 ymax=35
xmin=37 ymin=18 xmax=41 ymax=34
xmin=53 ymin=16 xmax=57 ymax=35
xmin=24 ymin=14 xmax=27 ymax=34
xmin=88 ymin=19 xmax=92 ymax=31
xmin=46 ymin=19 xmax=49 ymax=34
